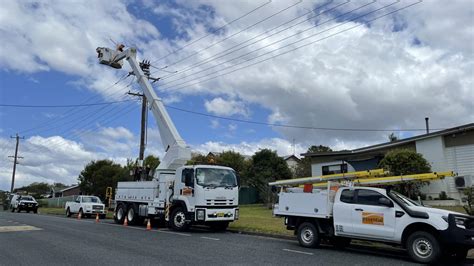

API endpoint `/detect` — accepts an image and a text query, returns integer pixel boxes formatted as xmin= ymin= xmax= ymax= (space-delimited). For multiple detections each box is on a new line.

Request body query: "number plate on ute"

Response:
xmin=217 ymin=212 xmax=224 ymax=217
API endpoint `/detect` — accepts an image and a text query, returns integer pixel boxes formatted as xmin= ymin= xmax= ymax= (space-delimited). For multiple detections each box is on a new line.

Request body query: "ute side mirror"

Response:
xmin=379 ymin=197 xmax=394 ymax=208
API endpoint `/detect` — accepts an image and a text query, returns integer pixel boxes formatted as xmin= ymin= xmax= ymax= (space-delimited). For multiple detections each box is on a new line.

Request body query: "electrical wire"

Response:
xmin=150 ymin=0 xmax=272 ymax=65
xmin=159 ymin=0 xmax=379 ymax=89
xmin=164 ymin=103 xmax=445 ymax=132
xmin=0 ymin=99 xmax=134 ymax=108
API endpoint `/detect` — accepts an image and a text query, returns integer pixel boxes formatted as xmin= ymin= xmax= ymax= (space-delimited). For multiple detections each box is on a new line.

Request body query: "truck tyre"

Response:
xmin=210 ymin=222 xmax=229 ymax=232
xmin=406 ymin=231 xmax=441 ymax=264
xmin=114 ymin=204 xmax=126 ymax=224
xmin=331 ymin=237 xmax=351 ymax=249
xmin=66 ymin=207 xmax=71 ymax=217
xmin=170 ymin=208 xmax=189 ymax=231
xmin=126 ymin=204 xmax=139 ymax=225
xmin=297 ymin=222 xmax=320 ymax=248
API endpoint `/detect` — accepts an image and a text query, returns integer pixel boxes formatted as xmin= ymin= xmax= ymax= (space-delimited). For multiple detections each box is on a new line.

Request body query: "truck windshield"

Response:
xmin=195 ymin=168 xmax=237 ymax=188
xmin=389 ymin=191 xmax=421 ymax=207
xmin=82 ymin=196 xmax=101 ymax=203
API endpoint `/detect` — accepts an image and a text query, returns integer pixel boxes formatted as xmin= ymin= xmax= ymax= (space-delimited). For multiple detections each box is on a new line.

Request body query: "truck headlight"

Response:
xmin=235 ymin=209 xmax=239 ymax=220
xmin=197 ymin=209 xmax=205 ymax=221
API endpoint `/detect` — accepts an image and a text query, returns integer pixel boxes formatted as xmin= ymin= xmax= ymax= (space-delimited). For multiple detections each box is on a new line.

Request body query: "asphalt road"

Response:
xmin=0 ymin=211 xmax=470 ymax=265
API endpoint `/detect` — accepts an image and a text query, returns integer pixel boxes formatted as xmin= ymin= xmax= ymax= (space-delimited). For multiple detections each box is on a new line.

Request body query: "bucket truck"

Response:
xmin=96 ymin=46 xmax=239 ymax=231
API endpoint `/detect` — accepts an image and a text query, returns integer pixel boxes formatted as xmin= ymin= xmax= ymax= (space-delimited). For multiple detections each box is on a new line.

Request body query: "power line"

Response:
xmin=162 ymin=0 xmax=417 ymax=93
xmin=155 ymin=0 xmax=304 ymax=71
xmin=159 ymin=0 xmax=379 ymax=89
xmin=155 ymin=0 xmax=341 ymax=81
xmin=164 ymin=103 xmax=445 ymax=132
xmin=150 ymin=0 xmax=272 ymax=65
xmin=0 ymin=99 xmax=134 ymax=108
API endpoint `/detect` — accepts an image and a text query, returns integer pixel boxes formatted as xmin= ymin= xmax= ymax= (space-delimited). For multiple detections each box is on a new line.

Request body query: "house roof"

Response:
xmin=302 ymin=123 xmax=474 ymax=158
xmin=59 ymin=185 xmax=80 ymax=193
xmin=282 ymin=155 xmax=301 ymax=161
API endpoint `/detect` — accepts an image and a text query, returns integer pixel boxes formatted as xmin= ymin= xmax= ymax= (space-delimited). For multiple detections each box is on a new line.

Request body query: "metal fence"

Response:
xmin=39 ymin=195 xmax=78 ymax=208
xmin=239 ymin=187 xmax=259 ymax=204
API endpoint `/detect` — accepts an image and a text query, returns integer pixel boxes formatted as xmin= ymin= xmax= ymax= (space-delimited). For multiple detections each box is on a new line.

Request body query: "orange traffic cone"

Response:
xmin=77 ymin=211 xmax=82 ymax=220
xmin=123 ymin=216 xmax=128 ymax=226
xmin=146 ymin=219 xmax=152 ymax=231
xmin=95 ymin=213 xmax=99 ymax=223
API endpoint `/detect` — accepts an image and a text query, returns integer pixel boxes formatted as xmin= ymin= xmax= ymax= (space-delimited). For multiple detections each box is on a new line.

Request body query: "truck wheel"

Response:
xmin=210 ymin=222 xmax=229 ymax=232
xmin=127 ymin=204 xmax=139 ymax=225
xmin=297 ymin=222 xmax=320 ymax=248
xmin=331 ymin=237 xmax=351 ymax=249
xmin=66 ymin=208 xmax=71 ymax=217
xmin=114 ymin=204 xmax=126 ymax=224
xmin=170 ymin=208 xmax=189 ymax=231
xmin=406 ymin=231 xmax=441 ymax=264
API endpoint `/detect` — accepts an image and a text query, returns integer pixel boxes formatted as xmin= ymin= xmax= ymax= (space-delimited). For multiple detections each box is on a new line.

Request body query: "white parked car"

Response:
xmin=65 ymin=195 xmax=106 ymax=219
xmin=10 ymin=195 xmax=38 ymax=213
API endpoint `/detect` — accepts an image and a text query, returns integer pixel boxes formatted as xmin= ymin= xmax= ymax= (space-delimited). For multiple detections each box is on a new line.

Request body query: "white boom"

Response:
xmin=96 ymin=47 xmax=191 ymax=170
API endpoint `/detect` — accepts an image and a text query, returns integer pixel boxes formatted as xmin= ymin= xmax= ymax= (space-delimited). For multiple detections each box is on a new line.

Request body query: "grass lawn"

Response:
xmin=39 ymin=207 xmax=114 ymax=219
xmin=229 ymin=204 xmax=291 ymax=236
xmin=432 ymin=205 xmax=466 ymax=214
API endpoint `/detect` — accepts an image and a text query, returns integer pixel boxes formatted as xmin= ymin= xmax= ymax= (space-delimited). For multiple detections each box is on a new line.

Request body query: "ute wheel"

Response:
xmin=27 ymin=210 xmax=30 ymax=213
xmin=66 ymin=208 xmax=71 ymax=217
xmin=78 ymin=208 xmax=84 ymax=218
xmin=331 ymin=237 xmax=351 ymax=249
xmin=297 ymin=222 xmax=320 ymax=248
xmin=17 ymin=208 xmax=21 ymax=213
xmin=406 ymin=231 xmax=441 ymax=264
xmin=33 ymin=208 xmax=38 ymax=214
xmin=210 ymin=222 xmax=229 ymax=232
xmin=11 ymin=207 xmax=15 ymax=213
xmin=170 ymin=208 xmax=189 ymax=231
xmin=126 ymin=204 xmax=139 ymax=225
xmin=114 ymin=204 xmax=126 ymax=224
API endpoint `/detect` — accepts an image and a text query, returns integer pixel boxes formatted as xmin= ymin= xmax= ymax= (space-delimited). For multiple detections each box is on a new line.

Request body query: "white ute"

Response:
xmin=65 ymin=195 xmax=106 ymax=219
xmin=273 ymin=185 xmax=474 ymax=263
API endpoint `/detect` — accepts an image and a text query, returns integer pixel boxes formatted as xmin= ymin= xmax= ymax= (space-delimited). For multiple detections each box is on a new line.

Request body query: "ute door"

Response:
xmin=333 ymin=188 xmax=356 ymax=235
xmin=350 ymin=189 xmax=396 ymax=240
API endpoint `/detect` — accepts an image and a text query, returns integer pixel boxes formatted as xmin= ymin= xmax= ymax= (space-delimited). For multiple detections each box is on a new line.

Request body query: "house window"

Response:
xmin=322 ymin=164 xmax=348 ymax=175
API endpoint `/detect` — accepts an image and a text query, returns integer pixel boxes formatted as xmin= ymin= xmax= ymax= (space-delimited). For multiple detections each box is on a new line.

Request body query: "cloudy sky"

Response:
xmin=0 ymin=0 xmax=472 ymax=190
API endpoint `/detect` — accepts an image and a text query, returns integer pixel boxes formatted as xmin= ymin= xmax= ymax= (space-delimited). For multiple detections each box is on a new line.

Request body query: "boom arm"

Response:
xmin=97 ymin=47 xmax=191 ymax=170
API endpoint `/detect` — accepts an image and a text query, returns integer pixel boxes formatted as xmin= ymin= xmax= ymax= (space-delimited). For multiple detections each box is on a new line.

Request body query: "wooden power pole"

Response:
xmin=9 ymin=133 xmax=24 ymax=193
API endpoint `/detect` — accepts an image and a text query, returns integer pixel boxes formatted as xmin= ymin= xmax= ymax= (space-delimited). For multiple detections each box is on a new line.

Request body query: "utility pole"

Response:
xmin=9 ymin=133 xmax=24 ymax=193
xmin=128 ymin=91 xmax=147 ymax=180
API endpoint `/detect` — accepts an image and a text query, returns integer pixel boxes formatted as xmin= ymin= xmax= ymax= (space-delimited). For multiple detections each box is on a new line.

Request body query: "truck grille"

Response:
xmin=93 ymin=205 xmax=103 ymax=210
xmin=206 ymin=199 xmax=234 ymax=206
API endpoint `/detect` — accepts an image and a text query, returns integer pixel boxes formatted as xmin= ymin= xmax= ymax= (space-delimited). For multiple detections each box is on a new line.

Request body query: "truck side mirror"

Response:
xmin=379 ymin=197 xmax=394 ymax=207
xmin=184 ymin=170 xmax=194 ymax=187
xmin=236 ymin=173 xmax=241 ymax=187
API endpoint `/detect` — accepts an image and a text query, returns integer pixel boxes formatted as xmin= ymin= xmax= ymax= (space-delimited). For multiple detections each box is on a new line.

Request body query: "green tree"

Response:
xmin=247 ymin=149 xmax=292 ymax=203
xmin=378 ymin=149 xmax=431 ymax=199
xmin=14 ymin=182 xmax=51 ymax=199
xmin=388 ymin=132 xmax=398 ymax=142
xmin=295 ymin=145 xmax=333 ymax=178
xmin=215 ymin=150 xmax=249 ymax=185
xmin=78 ymin=160 xmax=129 ymax=200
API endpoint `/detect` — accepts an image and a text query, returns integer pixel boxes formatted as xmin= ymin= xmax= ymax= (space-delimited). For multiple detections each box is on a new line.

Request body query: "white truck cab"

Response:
xmin=274 ymin=186 xmax=474 ymax=264
xmin=65 ymin=196 xmax=106 ymax=218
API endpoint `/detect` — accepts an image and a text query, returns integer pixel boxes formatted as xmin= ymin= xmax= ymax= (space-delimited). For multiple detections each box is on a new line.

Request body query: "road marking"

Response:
xmin=156 ymin=229 xmax=192 ymax=237
xmin=0 ymin=225 xmax=42 ymax=233
xmin=201 ymin=236 xmax=220 ymax=241
xmin=282 ymin=248 xmax=313 ymax=255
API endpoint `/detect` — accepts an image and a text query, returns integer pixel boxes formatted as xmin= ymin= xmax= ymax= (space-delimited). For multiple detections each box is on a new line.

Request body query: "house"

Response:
xmin=302 ymin=123 xmax=474 ymax=203
xmin=51 ymin=185 xmax=82 ymax=198
xmin=282 ymin=155 xmax=301 ymax=175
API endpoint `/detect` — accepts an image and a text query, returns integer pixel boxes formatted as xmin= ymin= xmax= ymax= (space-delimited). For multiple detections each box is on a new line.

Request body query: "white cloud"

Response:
xmin=204 ymin=97 xmax=249 ymax=116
